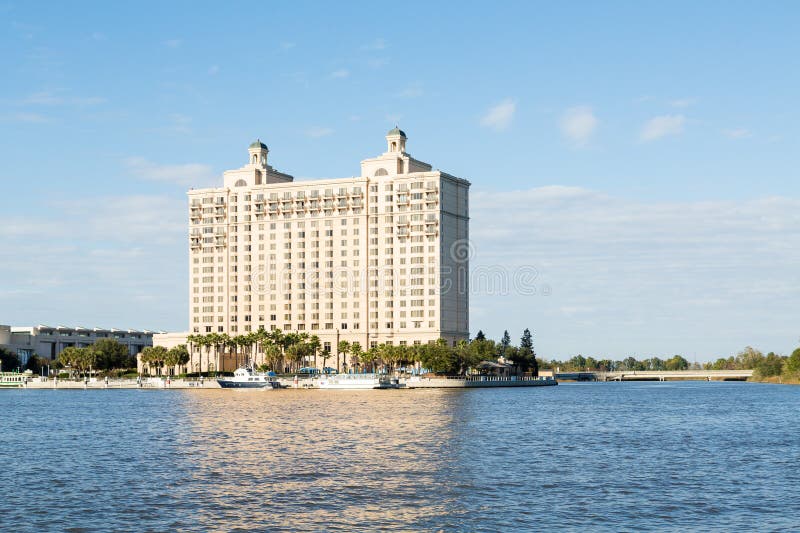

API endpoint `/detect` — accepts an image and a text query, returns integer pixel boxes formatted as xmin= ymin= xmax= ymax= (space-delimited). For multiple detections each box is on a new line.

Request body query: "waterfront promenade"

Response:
xmin=15 ymin=375 xmax=557 ymax=390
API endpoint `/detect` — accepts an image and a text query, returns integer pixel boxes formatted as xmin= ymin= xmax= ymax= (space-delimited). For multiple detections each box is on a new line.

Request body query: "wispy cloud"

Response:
xmin=23 ymin=90 xmax=63 ymax=105
xmin=18 ymin=90 xmax=105 ymax=107
xmin=0 ymin=194 xmax=188 ymax=330
xmin=559 ymin=106 xmax=598 ymax=146
xmin=330 ymin=69 xmax=349 ymax=79
xmin=164 ymin=38 xmax=182 ymax=48
xmin=722 ymin=127 xmax=752 ymax=139
xmin=480 ymin=98 xmax=516 ymax=131
xmin=280 ymin=42 xmax=296 ymax=50
xmin=208 ymin=65 xmax=220 ymax=75
xmin=6 ymin=112 xmax=50 ymax=123
xmin=395 ymin=82 xmax=424 ymax=98
xmin=640 ymin=114 xmax=685 ymax=142
xmin=670 ymin=98 xmax=697 ymax=108
xmin=124 ymin=157 xmax=216 ymax=187
xmin=304 ymin=126 xmax=334 ymax=138
xmin=362 ymin=38 xmax=386 ymax=51
xmin=470 ymin=186 xmax=800 ymax=359
xmin=367 ymin=58 xmax=389 ymax=69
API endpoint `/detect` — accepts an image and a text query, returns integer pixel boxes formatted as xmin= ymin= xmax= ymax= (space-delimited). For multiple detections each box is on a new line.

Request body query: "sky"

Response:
xmin=1 ymin=1 xmax=799 ymax=362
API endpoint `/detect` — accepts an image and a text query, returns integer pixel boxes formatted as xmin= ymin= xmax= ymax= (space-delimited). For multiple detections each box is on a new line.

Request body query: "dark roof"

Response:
xmin=387 ymin=126 xmax=406 ymax=138
xmin=249 ymin=139 xmax=268 ymax=150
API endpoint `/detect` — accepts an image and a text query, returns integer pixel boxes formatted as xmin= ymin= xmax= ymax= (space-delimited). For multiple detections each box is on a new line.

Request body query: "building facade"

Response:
xmin=186 ymin=128 xmax=469 ymax=365
xmin=0 ymin=324 xmax=155 ymax=367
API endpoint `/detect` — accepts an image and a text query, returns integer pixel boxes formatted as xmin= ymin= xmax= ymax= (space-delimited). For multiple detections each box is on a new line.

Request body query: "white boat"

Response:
xmin=217 ymin=367 xmax=281 ymax=389
xmin=317 ymin=373 xmax=399 ymax=389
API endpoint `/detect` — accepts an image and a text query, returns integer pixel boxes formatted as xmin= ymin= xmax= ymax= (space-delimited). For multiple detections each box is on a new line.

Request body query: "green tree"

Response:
xmin=785 ymin=347 xmax=800 ymax=375
xmin=499 ymin=330 xmax=511 ymax=359
xmin=93 ymin=338 xmax=131 ymax=370
xmin=419 ymin=339 xmax=456 ymax=374
xmin=24 ymin=353 xmax=43 ymax=374
xmin=337 ymin=340 xmax=350 ymax=373
xmin=165 ymin=345 xmax=190 ymax=375
xmin=512 ymin=328 xmax=537 ymax=374
xmin=736 ymin=346 xmax=764 ymax=370
xmin=665 ymin=355 xmax=689 ymax=371
xmin=474 ymin=330 xmax=486 ymax=341
xmin=754 ymin=352 xmax=785 ymax=378
xmin=0 ymin=347 xmax=21 ymax=372
xmin=263 ymin=343 xmax=283 ymax=372
xmin=140 ymin=346 xmax=168 ymax=376
xmin=350 ymin=342 xmax=363 ymax=372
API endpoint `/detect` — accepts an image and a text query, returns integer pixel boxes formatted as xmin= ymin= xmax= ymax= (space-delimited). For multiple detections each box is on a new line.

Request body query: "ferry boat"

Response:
xmin=0 ymin=372 xmax=26 ymax=388
xmin=317 ymin=373 xmax=400 ymax=390
xmin=217 ymin=367 xmax=281 ymax=389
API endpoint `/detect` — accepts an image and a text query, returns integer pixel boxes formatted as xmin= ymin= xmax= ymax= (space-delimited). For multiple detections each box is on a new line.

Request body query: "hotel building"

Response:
xmin=184 ymin=128 xmax=469 ymax=366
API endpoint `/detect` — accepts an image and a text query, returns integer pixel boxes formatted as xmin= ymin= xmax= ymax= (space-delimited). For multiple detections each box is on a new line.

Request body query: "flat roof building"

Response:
xmin=0 ymin=324 xmax=156 ymax=367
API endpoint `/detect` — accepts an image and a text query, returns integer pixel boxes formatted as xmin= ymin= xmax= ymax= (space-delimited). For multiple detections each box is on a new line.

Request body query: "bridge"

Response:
xmin=556 ymin=370 xmax=753 ymax=382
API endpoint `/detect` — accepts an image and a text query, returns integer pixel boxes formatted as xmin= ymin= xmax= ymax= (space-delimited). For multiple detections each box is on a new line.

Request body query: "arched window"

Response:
xmin=234 ymin=179 xmax=247 ymax=187
xmin=391 ymin=142 xmax=397 ymax=151
xmin=375 ymin=168 xmax=388 ymax=177
xmin=252 ymin=154 xmax=257 ymax=164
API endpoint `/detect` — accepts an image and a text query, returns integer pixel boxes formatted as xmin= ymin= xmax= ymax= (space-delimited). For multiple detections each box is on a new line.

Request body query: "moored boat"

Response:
xmin=217 ymin=367 xmax=281 ymax=389
xmin=0 ymin=372 xmax=25 ymax=388
xmin=317 ymin=373 xmax=399 ymax=389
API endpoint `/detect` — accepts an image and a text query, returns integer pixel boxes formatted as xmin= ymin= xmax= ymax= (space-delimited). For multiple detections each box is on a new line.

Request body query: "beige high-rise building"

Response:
xmin=187 ymin=128 xmax=469 ymax=363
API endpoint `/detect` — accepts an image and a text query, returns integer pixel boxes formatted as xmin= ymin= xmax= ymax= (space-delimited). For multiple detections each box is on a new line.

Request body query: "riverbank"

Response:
xmin=12 ymin=375 xmax=557 ymax=390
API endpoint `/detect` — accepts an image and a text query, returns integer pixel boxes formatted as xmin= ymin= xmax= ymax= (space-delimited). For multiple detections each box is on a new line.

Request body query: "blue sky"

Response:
xmin=1 ymin=1 xmax=798 ymax=361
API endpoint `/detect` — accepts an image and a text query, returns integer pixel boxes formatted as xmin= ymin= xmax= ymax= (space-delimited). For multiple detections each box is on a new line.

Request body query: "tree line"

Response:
xmin=139 ymin=327 xmax=541 ymax=377
xmin=541 ymin=345 xmax=800 ymax=382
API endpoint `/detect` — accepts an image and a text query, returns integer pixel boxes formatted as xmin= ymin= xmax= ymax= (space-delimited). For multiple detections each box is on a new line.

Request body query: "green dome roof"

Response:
xmin=387 ymin=126 xmax=406 ymax=138
xmin=249 ymin=139 xmax=268 ymax=150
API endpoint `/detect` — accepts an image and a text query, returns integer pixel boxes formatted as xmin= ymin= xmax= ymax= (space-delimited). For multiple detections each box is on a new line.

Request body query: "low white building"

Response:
xmin=0 ymin=324 xmax=157 ymax=366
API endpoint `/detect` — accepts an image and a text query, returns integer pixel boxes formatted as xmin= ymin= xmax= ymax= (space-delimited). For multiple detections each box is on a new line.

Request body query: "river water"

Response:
xmin=1 ymin=381 xmax=798 ymax=531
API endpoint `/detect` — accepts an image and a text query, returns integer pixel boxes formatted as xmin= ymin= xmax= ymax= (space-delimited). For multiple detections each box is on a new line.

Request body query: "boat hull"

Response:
xmin=216 ymin=380 xmax=274 ymax=389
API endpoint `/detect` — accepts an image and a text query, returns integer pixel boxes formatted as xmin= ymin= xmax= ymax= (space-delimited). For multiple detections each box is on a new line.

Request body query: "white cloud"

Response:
xmin=0 ymin=194 xmax=189 ymax=330
xmin=304 ymin=126 xmax=334 ymax=138
xmin=722 ymin=128 xmax=752 ymax=139
xmin=208 ymin=65 xmax=220 ymax=75
xmin=640 ymin=114 xmax=685 ymax=141
xmin=23 ymin=91 xmax=63 ymax=105
xmin=469 ymin=186 xmax=800 ymax=359
xmin=670 ymin=98 xmax=696 ymax=108
xmin=395 ymin=83 xmax=424 ymax=98
xmin=19 ymin=90 xmax=105 ymax=107
xmin=330 ymin=69 xmax=349 ymax=79
xmin=362 ymin=38 xmax=386 ymax=50
xmin=164 ymin=38 xmax=182 ymax=48
xmin=8 ymin=112 xmax=49 ymax=123
xmin=559 ymin=106 xmax=597 ymax=146
xmin=280 ymin=42 xmax=296 ymax=50
xmin=480 ymin=98 xmax=516 ymax=131
xmin=367 ymin=58 xmax=389 ymax=69
xmin=124 ymin=157 xmax=216 ymax=187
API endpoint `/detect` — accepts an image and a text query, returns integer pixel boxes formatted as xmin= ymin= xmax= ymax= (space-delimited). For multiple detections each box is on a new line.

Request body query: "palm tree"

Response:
xmin=320 ymin=348 xmax=331 ymax=372
xmin=308 ymin=335 xmax=321 ymax=370
xmin=350 ymin=342 xmax=363 ymax=373
xmin=263 ymin=343 xmax=283 ymax=372
xmin=337 ymin=340 xmax=350 ymax=374
xmin=186 ymin=334 xmax=197 ymax=373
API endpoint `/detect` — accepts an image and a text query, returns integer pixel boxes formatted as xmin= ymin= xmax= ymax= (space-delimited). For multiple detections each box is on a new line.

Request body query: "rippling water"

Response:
xmin=1 ymin=382 xmax=798 ymax=531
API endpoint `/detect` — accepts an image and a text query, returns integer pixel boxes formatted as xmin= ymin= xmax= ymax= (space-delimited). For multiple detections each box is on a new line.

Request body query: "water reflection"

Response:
xmin=180 ymin=389 xmax=461 ymax=530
